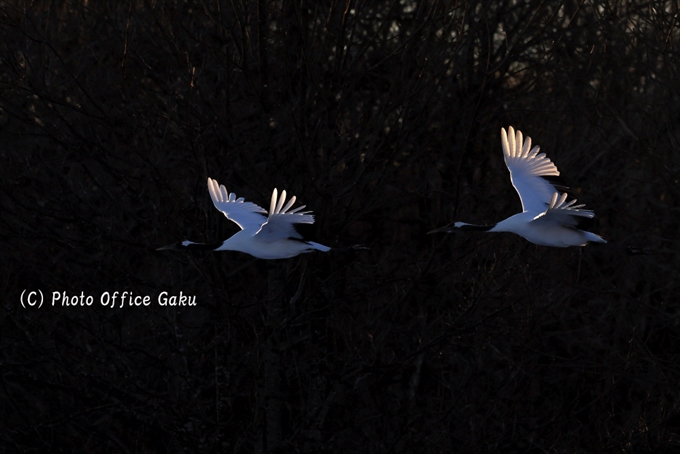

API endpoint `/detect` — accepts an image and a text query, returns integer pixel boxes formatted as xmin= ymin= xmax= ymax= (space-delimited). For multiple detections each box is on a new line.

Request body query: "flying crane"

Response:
xmin=158 ymin=177 xmax=331 ymax=259
xmin=429 ymin=126 xmax=607 ymax=248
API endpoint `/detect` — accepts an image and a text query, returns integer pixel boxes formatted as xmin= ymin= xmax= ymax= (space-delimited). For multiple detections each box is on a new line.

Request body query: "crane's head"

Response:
xmin=156 ymin=241 xmax=183 ymax=251
xmin=427 ymin=222 xmax=467 ymax=234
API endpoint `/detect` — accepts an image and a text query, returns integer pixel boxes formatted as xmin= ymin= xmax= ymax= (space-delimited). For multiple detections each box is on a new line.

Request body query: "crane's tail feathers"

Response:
xmin=584 ymin=232 xmax=607 ymax=244
xmin=307 ymin=241 xmax=331 ymax=252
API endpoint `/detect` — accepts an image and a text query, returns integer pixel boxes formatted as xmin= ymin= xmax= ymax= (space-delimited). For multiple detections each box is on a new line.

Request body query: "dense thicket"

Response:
xmin=1 ymin=0 xmax=678 ymax=452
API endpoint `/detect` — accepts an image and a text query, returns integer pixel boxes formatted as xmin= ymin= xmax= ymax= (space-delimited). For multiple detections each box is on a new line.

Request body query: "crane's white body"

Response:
xmin=431 ymin=126 xmax=606 ymax=247
xmin=164 ymin=178 xmax=330 ymax=259
xmin=204 ymin=230 xmax=330 ymax=260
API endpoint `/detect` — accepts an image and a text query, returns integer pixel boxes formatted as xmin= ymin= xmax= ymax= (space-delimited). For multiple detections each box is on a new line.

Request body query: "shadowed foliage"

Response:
xmin=1 ymin=0 xmax=679 ymax=452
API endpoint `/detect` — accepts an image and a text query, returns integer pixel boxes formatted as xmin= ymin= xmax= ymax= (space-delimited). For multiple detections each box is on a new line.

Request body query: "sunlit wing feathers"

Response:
xmin=532 ymin=192 xmax=595 ymax=228
xmin=257 ymin=188 xmax=316 ymax=241
xmin=501 ymin=126 xmax=562 ymax=213
xmin=207 ymin=177 xmax=267 ymax=231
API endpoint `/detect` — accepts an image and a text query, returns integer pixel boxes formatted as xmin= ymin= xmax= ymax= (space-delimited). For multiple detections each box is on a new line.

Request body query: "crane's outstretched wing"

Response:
xmin=256 ymin=188 xmax=316 ymax=241
xmin=207 ymin=177 xmax=268 ymax=231
xmin=531 ymin=192 xmax=594 ymax=228
xmin=501 ymin=126 xmax=562 ymax=213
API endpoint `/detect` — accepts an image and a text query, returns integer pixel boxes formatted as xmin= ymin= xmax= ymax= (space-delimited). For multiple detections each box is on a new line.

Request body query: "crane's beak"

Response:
xmin=427 ymin=226 xmax=453 ymax=234
xmin=156 ymin=242 xmax=181 ymax=251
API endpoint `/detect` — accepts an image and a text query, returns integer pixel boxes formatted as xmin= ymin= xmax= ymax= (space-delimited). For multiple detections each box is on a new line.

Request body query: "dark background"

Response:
xmin=1 ymin=0 xmax=679 ymax=452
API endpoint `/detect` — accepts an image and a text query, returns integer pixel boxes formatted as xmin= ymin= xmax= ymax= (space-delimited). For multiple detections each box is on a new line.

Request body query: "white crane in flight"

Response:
xmin=429 ymin=126 xmax=606 ymax=248
xmin=158 ymin=177 xmax=331 ymax=259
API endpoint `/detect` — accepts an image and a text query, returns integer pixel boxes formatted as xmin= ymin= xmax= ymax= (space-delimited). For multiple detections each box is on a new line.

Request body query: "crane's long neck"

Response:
xmin=156 ymin=240 xmax=224 ymax=252
xmin=179 ymin=240 xmax=224 ymax=250
xmin=429 ymin=222 xmax=497 ymax=235
xmin=454 ymin=222 xmax=496 ymax=232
